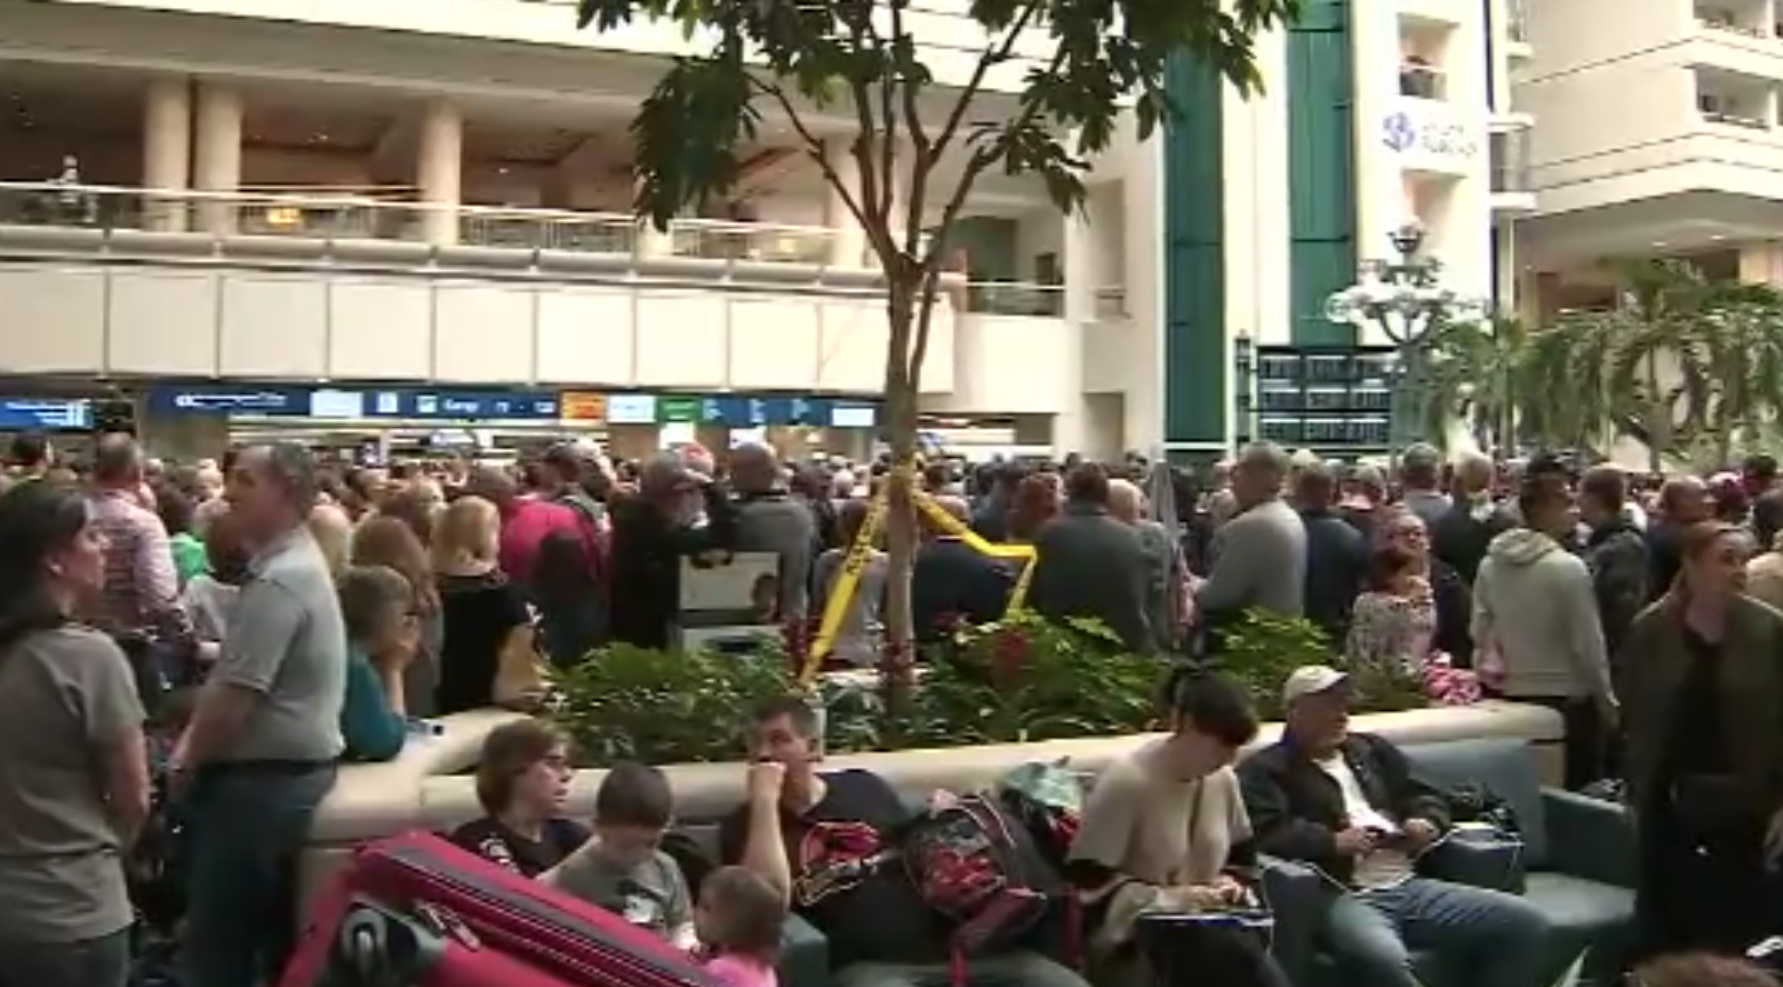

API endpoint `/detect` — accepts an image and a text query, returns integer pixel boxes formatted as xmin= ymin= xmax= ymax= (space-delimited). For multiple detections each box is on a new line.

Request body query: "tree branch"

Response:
xmin=929 ymin=0 xmax=1046 ymax=165
xmin=918 ymin=45 xmax=1070 ymax=282
xmin=877 ymin=0 xmax=902 ymax=238
xmin=747 ymin=74 xmax=877 ymax=246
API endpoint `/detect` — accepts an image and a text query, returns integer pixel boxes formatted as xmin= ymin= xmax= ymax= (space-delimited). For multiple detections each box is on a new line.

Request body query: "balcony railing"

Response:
xmin=0 ymin=181 xmax=848 ymax=267
xmin=1699 ymin=102 xmax=1772 ymax=128
xmin=1489 ymin=132 xmax=1532 ymax=193
xmin=1505 ymin=0 xmax=1530 ymax=42
xmin=1096 ymin=286 xmax=1129 ymax=318
xmin=1399 ymin=64 xmax=1446 ymax=100
xmin=1697 ymin=5 xmax=1768 ymax=36
xmin=964 ymin=281 xmax=1064 ymax=317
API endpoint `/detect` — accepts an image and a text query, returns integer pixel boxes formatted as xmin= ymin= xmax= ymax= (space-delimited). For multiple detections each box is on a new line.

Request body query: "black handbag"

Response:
xmin=1135 ymin=909 xmax=1276 ymax=987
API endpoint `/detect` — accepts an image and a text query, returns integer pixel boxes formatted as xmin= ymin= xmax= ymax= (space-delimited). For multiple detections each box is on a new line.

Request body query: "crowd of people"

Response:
xmin=0 ymin=425 xmax=1778 ymax=987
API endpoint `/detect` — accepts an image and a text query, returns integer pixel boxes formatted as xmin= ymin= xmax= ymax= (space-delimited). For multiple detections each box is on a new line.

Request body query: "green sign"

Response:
xmin=657 ymin=396 xmax=701 ymax=423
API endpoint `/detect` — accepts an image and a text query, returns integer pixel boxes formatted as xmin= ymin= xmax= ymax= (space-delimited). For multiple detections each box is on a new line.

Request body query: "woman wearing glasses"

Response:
xmin=1620 ymin=521 xmax=1783 ymax=957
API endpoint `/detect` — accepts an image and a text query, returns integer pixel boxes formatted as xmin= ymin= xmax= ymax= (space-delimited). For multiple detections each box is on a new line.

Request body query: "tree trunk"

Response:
xmin=876 ymin=279 xmax=922 ymax=723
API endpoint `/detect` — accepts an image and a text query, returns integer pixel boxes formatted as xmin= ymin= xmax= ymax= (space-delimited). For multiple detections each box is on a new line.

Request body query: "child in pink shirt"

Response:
xmin=696 ymin=866 xmax=784 ymax=987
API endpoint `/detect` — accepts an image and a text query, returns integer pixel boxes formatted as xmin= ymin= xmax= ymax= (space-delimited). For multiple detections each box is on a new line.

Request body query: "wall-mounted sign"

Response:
xmin=1381 ymin=103 xmax=1480 ymax=172
xmin=559 ymin=392 xmax=607 ymax=423
xmin=0 ymin=398 xmax=92 ymax=431
xmin=149 ymin=387 xmax=309 ymax=416
xmin=829 ymin=403 xmax=877 ymax=428
xmin=150 ymin=386 xmax=559 ymax=421
xmin=605 ymin=394 xmax=658 ymax=424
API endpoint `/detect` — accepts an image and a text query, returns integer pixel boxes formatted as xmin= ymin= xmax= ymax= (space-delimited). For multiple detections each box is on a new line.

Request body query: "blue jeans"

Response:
xmin=0 ymin=928 xmax=131 ymax=987
xmin=181 ymin=762 xmax=337 ymax=987
xmin=1324 ymin=878 xmax=1550 ymax=987
xmin=833 ymin=950 xmax=1090 ymax=987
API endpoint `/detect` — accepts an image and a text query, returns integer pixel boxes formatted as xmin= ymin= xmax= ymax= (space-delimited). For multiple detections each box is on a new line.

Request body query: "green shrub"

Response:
xmin=553 ymin=643 xmax=794 ymax=767
xmin=902 ymin=612 xmax=1160 ymax=747
xmin=1211 ymin=610 xmax=1336 ymax=719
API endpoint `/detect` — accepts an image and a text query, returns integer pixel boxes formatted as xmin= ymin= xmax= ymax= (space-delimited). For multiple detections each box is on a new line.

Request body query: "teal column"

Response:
xmin=1287 ymin=0 xmax=1358 ymax=346
xmin=1162 ymin=53 xmax=1228 ymax=460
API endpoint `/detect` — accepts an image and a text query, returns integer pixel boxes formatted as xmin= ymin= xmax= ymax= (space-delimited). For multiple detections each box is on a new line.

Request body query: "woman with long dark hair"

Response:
xmin=0 ymin=481 xmax=151 ymax=987
xmin=1621 ymin=521 xmax=1783 ymax=957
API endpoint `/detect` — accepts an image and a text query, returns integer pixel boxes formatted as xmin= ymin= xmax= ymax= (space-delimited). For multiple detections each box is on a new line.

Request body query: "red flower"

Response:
xmin=989 ymin=630 xmax=1031 ymax=691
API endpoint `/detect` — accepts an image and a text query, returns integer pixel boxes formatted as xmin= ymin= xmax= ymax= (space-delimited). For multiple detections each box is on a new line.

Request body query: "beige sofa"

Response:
xmin=301 ymin=701 xmax=1563 ymax=911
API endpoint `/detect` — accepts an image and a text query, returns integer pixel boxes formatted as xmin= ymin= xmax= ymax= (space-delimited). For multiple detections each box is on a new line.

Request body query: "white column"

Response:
xmin=192 ymin=82 xmax=242 ymax=235
xmin=417 ymin=100 xmax=463 ymax=246
xmin=822 ymin=140 xmax=866 ymax=267
xmin=1063 ymin=198 xmax=1099 ymax=323
xmin=142 ymin=78 xmax=191 ymax=232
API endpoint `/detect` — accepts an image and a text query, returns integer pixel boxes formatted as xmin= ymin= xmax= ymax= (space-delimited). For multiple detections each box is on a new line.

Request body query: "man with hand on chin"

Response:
xmin=1239 ymin=666 xmax=1551 ymax=987
xmin=718 ymin=696 xmax=1086 ymax=987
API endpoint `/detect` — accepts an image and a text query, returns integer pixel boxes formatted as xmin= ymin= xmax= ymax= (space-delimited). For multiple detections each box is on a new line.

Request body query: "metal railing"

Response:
xmin=0 ymin=181 xmax=844 ymax=266
xmin=1699 ymin=105 xmax=1772 ymax=128
xmin=1505 ymin=0 xmax=1530 ymax=43
xmin=1096 ymin=286 xmax=1129 ymax=318
xmin=964 ymin=281 xmax=1064 ymax=317
xmin=1399 ymin=65 xmax=1446 ymax=100
xmin=1489 ymin=131 xmax=1532 ymax=193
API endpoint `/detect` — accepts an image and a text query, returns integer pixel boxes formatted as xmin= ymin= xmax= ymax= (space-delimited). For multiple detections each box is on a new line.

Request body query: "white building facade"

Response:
xmin=1515 ymin=0 xmax=1783 ymax=308
xmin=0 ymin=0 xmax=1146 ymax=458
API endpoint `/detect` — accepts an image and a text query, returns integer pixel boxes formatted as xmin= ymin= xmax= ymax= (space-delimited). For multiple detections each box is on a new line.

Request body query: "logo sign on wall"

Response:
xmin=1380 ymin=107 xmax=1479 ymax=169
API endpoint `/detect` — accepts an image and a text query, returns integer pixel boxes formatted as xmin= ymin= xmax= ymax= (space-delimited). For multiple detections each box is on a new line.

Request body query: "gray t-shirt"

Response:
xmin=214 ymin=527 xmax=347 ymax=763
xmin=551 ymin=846 xmax=693 ymax=943
xmin=0 ymin=625 xmax=146 ymax=943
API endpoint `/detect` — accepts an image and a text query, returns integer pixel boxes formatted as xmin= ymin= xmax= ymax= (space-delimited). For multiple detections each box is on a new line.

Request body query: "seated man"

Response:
xmin=1238 ymin=666 xmax=1550 ymax=987
xmin=450 ymin=719 xmax=588 ymax=877
xmin=718 ymin=695 xmax=1087 ymax=987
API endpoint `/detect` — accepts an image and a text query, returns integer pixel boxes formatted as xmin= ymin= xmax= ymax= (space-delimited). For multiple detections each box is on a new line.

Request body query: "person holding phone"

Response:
xmin=1239 ymin=666 xmax=1550 ymax=987
xmin=1066 ymin=667 xmax=1285 ymax=987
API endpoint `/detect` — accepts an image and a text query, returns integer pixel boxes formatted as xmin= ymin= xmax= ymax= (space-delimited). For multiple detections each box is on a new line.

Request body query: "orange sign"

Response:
xmin=559 ymin=392 xmax=607 ymax=422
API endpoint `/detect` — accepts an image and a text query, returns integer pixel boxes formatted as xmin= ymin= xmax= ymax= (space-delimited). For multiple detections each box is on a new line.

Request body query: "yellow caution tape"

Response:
xmin=803 ymin=488 xmax=1037 ymax=684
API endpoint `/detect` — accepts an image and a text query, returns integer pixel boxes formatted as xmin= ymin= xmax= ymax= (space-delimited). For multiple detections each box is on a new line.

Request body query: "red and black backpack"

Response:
xmin=901 ymin=794 xmax=1072 ymax=983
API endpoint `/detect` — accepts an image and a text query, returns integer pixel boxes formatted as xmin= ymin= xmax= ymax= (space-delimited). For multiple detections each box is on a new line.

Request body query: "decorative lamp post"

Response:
xmin=1323 ymin=221 xmax=1487 ymax=459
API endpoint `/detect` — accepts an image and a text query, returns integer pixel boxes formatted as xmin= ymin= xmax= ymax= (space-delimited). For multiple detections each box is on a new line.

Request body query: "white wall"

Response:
xmin=0 ymin=258 xmax=955 ymax=392
xmin=1226 ymin=25 xmax=1292 ymax=349
xmin=1353 ymin=4 xmax=1496 ymax=315
xmin=22 ymin=0 xmax=1056 ymax=96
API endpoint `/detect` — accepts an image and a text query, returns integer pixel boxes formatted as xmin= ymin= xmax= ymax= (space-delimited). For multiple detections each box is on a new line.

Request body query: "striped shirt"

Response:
xmin=82 ymin=489 xmax=193 ymax=645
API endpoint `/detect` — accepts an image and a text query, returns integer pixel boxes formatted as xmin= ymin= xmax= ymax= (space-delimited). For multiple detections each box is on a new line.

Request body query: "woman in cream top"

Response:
xmin=1068 ymin=669 xmax=1285 ymax=987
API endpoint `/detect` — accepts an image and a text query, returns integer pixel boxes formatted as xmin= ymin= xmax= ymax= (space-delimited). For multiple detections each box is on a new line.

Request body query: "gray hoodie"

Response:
xmin=1472 ymin=528 xmax=1614 ymax=702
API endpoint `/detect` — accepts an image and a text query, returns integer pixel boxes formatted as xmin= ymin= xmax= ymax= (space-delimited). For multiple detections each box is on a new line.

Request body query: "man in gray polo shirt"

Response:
xmin=171 ymin=442 xmax=346 ymax=987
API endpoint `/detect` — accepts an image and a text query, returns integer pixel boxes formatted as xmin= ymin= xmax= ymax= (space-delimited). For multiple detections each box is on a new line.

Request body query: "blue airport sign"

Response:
xmin=148 ymin=387 xmax=310 ymax=416
xmin=151 ymin=386 xmax=559 ymax=421
xmin=0 ymin=398 xmax=92 ymax=431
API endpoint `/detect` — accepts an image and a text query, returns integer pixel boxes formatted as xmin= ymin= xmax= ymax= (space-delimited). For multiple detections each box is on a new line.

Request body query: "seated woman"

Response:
xmin=1068 ymin=667 xmax=1287 ymax=987
xmin=450 ymin=719 xmax=588 ymax=877
xmin=337 ymin=565 xmax=418 ymax=763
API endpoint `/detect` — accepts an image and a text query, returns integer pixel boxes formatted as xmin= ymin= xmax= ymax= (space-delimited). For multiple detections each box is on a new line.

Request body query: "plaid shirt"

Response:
xmin=82 ymin=489 xmax=194 ymax=646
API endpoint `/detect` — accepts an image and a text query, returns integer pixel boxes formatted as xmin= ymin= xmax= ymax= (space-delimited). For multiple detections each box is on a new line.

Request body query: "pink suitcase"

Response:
xmin=279 ymin=830 xmax=722 ymax=987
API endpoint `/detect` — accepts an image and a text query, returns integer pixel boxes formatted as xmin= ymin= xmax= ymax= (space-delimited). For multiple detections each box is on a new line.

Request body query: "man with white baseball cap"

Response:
xmin=1239 ymin=665 xmax=1552 ymax=987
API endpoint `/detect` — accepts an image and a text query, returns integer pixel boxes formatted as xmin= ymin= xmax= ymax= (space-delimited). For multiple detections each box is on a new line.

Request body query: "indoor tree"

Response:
xmin=573 ymin=0 xmax=1300 ymax=667
xmin=1513 ymin=259 xmax=1783 ymax=467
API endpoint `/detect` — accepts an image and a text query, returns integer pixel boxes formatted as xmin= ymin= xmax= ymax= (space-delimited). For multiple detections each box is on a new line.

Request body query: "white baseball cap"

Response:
xmin=1282 ymin=665 xmax=1351 ymax=706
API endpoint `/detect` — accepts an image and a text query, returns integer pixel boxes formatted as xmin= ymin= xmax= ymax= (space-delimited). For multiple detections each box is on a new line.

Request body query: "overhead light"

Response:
xmin=1652 ymin=240 xmax=1667 ymax=247
xmin=1710 ymin=234 xmax=1726 ymax=241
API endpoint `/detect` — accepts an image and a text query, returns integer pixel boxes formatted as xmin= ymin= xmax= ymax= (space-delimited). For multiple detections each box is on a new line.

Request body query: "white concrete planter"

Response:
xmin=299 ymin=701 xmax=1564 ymax=911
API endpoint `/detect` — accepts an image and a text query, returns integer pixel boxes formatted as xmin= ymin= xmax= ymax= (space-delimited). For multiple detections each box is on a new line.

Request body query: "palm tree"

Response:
xmin=1403 ymin=315 xmax=1525 ymax=455
xmin=1511 ymin=259 xmax=1783 ymax=468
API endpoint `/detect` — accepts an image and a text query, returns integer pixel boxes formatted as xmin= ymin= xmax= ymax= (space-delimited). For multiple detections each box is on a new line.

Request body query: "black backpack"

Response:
xmin=902 ymin=795 xmax=1067 ymax=969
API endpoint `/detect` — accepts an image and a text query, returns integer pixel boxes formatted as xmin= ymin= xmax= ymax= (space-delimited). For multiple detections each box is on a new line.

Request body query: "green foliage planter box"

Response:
xmin=551 ymin=611 xmax=1431 ymax=768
